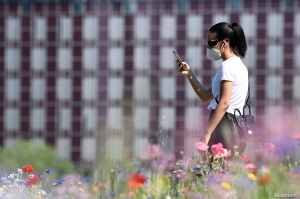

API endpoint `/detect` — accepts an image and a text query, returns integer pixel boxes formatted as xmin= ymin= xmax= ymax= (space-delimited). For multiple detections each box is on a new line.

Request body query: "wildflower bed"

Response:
xmin=1 ymin=141 xmax=300 ymax=199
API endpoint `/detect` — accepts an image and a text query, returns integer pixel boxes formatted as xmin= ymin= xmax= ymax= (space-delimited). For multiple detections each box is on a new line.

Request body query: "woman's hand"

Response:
xmin=176 ymin=60 xmax=190 ymax=75
xmin=200 ymin=132 xmax=211 ymax=146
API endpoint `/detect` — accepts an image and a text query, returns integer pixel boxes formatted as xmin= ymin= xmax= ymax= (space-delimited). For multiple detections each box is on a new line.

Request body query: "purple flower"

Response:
xmin=36 ymin=174 xmax=43 ymax=179
xmin=17 ymin=180 xmax=25 ymax=184
xmin=294 ymin=166 xmax=300 ymax=172
xmin=45 ymin=169 xmax=52 ymax=174
xmin=82 ymin=176 xmax=92 ymax=182
xmin=1 ymin=177 xmax=7 ymax=182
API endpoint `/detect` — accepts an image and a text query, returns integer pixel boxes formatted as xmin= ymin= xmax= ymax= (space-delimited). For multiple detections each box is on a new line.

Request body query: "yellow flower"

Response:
xmin=0 ymin=187 xmax=3 ymax=192
xmin=78 ymin=187 xmax=84 ymax=193
xmin=277 ymin=164 xmax=287 ymax=172
xmin=221 ymin=182 xmax=231 ymax=189
xmin=248 ymin=173 xmax=257 ymax=180
xmin=34 ymin=194 xmax=42 ymax=199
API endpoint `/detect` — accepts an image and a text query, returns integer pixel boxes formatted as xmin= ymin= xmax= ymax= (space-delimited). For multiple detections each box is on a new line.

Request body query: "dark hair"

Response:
xmin=209 ymin=22 xmax=247 ymax=58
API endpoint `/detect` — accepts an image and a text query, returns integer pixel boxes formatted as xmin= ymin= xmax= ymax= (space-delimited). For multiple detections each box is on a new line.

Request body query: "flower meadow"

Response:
xmin=1 ymin=138 xmax=300 ymax=199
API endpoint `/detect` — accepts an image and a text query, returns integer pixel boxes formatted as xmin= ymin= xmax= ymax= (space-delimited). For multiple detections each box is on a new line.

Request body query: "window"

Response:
xmin=186 ymin=15 xmax=202 ymax=39
xmin=30 ymin=108 xmax=46 ymax=131
xmin=160 ymin=16 xmax=176 ymax=39
xmin=267 ymin=45 xmax=283 ymax=68
xmin=59 ymin=17 xmax=73 ymax=40
xmin=56 ymin=78 xmax=72 ymax=100
xmin=108 ymin=77 xmax=123 ymax=100
xmin=295 ymin=45 xmax=300 ymax=68
xmin=5 ymin=48 xmax=20 ymax=71
xmin=108 ymin=47 xmax=124 ymax=70
xmin=5 ymin=17 xmax=20 ymax=41
xmin=5 ymin=78 xmax=20 ymax=101
xmin=108 ymin=16 xmax=124 ymax=40
xmin=185 ymin=107 xmax=202 ymax=131
xmin=160 ymin=77 xmax=175 ymax=100
xmin=83 ymin=16 xmax=98 ymax=40
xmin=159 ymin=107 xmax=175 ymax=130
xmin=133 ymin=47 xmax=150 ymax=69
xmin=293 ymin=76 xmax=300 ymax=100
xmin=186 ymin=46 xmax=202 ymax=69
xmin=107 ymin=107 xmax=124 ymax=130
xmin=133 ymin=107 xmax=150 ymax=130
xmin=57 ymin=48 xmax=72 ymax=70
xmin=106 ymin=136 xmax=123 ymax=160
xmin=31 ymin=78 xmax=46 ymax=100
xmin=134 ymin=16 xmax=150 ymax=39
xmin=31 ymin=48 xmax=47 ymax=70
xmin=133 ymin=77 xmax=150 ymax=100
xmin=295 ymin=13 xmax=300 ymax=37
xmin=58 ymin=108 xmax=72 ymax=131
xmin=266 ymin=76 xmax=283 ymax=99
xmin=240 ymin=14 xmax=257 ymax=38
xmin=81 ymin=138 xmax=96 ymax=161
xmin=230 ymin=0 xmax=242 ymax=10
xmin=160 ymin=46 xmax=176 ymax=69
xmin=33 ymin=17 xmax=47 ymax=41
xmin=83 ymin=47 xmax=98 ymax=69
xmin=267 ymin=13 xmax=283 ymax=37
xmin=4 ymin=108 xmax=20 ymax=131
xmin=82 ymin=78 xmax=97 ymax=100
xmin=82 ymin=108 xmax=97 ymax=131
xmin=56 ymin=138 xmax=71 ymax=160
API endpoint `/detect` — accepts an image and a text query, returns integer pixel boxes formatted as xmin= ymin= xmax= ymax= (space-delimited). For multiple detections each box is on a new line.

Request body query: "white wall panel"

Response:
xmin=5 ymin=48 xmax=20 ymax=70
xmin=267 ymin=13 xmax=283 ymax=37
xmin=134 ymin=16 xmax=150 ymax=39
xmin=109 ymin=16 xmax=124 ymax=40
xmin=160 ymin=16 xmax=176 ymax=39
xmin=108 ymin=77 xmax=123 ymax=100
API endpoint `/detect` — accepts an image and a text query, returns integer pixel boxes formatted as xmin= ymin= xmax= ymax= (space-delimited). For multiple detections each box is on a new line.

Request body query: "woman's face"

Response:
xmin=206 ymin=31 xmax=223 ymax=50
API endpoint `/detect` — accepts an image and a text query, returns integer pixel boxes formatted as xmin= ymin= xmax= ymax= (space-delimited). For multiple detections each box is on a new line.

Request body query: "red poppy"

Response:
xmin=24 ymin=174 xmax=40 ymax=187
xmin=240 ymin=155 xmax=251 ymax=164
xmin=258 ymin=174 xmax=271 ymax=186
xmin=22 ymin=165 xmax=34 ymax=173
xmin=127 ymin=173 xmax=147 ymax=190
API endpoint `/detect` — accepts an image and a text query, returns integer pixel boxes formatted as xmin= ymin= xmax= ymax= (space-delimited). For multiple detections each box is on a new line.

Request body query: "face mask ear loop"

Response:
xmin=220 ymin=42 xmax=225 ymax=52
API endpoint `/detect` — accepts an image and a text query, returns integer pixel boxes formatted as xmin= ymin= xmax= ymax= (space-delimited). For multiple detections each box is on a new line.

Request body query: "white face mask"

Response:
xmin=206 ymin=43 xmax=224 ymax=61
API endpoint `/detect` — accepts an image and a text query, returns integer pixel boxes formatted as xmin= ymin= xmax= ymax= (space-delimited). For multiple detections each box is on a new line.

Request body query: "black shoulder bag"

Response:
xmin=215 ymin=81 xmax=262 ymax=144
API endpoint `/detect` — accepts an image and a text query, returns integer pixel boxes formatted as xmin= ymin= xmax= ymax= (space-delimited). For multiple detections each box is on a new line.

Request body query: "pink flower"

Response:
xmin=240 ymin=155 xmax=251 ymax=164
xmin=211 ymin=143 xmax=224 ymax=155
xmin=264 ymin=143 xmax=276 ymax=152
xmin=291 ymin=133 xmax=300 ymax=140
xmin=223 ymin=149 xmax=231 ymax=159
xmin=195 ymin=142 xmax=209 ymax=152
xmin=245 ymin=163 xmax=257 ymax=174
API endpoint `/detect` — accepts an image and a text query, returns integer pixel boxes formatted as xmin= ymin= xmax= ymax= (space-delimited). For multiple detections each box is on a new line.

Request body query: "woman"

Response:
xmin=177 ymin=22 xmax=248 ymax=154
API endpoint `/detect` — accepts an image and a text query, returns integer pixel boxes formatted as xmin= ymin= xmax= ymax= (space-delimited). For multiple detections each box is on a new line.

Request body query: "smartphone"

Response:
xmin=172 ymin=49 xmax=186 ymax=70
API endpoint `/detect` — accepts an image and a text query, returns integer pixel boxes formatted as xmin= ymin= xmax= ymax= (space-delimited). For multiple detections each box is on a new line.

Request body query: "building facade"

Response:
xmin=0 ymin=0 xmax=300 ymax=166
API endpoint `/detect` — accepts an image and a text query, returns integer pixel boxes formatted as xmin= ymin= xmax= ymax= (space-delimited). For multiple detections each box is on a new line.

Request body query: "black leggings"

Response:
xmin=207 ymin=110 xmax=246 ymax=155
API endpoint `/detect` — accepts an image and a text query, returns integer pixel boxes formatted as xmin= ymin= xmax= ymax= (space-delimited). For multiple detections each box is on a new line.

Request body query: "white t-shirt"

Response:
xmin=207 ymin=56 xmax=248 ymax=115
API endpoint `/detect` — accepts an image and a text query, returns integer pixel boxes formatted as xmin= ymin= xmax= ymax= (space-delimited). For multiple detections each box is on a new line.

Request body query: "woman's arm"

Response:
xmin=200 ymin=80 xmax=233 ymax=145
xmin=186 ymin=69 xmax=213 ymax=103
xmin=178 ymin=61 xmax=213 ymax=103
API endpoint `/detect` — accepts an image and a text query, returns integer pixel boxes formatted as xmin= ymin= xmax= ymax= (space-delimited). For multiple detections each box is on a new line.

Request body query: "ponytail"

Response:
xmin=231 ymin=23 xmax=247 ymax=58
xmin=209 ymin=22 xmax=248 ymax=58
